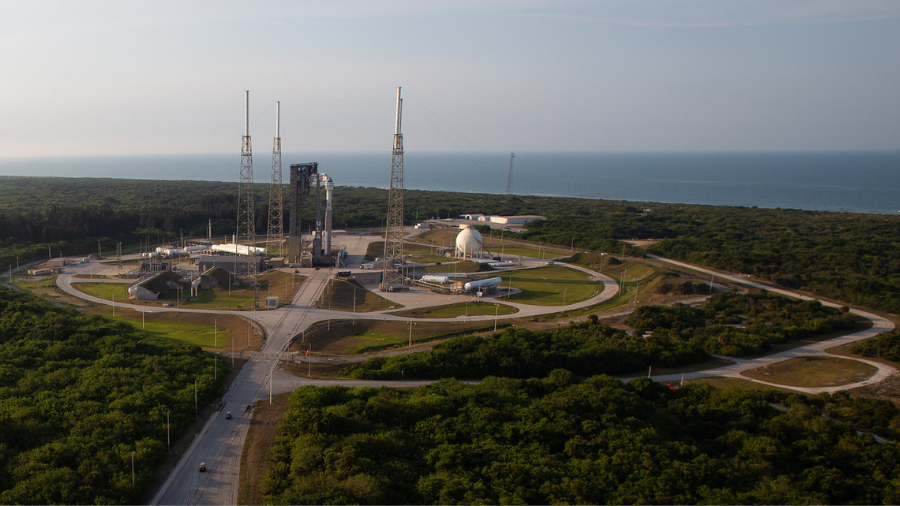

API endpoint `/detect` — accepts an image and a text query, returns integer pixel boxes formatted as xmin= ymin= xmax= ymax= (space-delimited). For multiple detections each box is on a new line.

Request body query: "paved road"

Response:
xmin=643 ymin=255 xmax=898 ymax=392
xmin=53 ymin=245 xmax=899 ymax=503
xmin=147 ymin=266 xmax=334 ymax=505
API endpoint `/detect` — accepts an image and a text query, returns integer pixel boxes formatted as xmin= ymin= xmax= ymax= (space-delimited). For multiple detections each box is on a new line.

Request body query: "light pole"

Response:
xmin=194 ymin=378 xmax=198 ymax=417
xmin=131 ymin=451 xmax=135 ymax=487
xmin=494 ymin=304 xmax=499 ymax=332
xmin=563 ymin=288 xmax=567 ymax=307
xmin=167 ymin=410 xmax=171 ymax=453
xmin=214 ymin=319 xmax=217 ymax=347
xmin=142 ymin=308 xmax=145 ymax=329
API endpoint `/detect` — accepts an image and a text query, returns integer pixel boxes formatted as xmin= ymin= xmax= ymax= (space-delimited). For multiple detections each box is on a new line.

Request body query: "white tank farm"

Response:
xmin=455 ymin=228 xmax=484 ymax=257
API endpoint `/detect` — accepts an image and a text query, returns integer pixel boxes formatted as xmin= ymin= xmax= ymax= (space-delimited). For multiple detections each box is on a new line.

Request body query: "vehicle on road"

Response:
xmin=199 ymin=462 xmax=206 ymax=472
xmin=225 ymin=412 xmax=231 ymax=420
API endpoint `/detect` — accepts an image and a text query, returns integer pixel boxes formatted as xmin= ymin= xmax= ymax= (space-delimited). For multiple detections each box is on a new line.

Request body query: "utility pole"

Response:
xmin=381 ymin=87 xmax=405 ymax=291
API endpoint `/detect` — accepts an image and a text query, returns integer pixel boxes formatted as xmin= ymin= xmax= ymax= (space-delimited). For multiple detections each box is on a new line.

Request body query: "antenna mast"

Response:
xmin=236 ymin=90 xmax=259 ymax=284
xmin=381 ymin=87 xmax=405 ymax=291
xmin=266 ymin=101 xmax=284 ymax=257
xmin=506 ymin=152 xmax=515 ymax=198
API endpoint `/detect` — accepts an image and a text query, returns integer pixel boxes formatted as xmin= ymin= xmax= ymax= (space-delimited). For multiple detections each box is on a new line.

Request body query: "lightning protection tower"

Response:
xmin=381 ymin=87 xmax=405 ymax=291
xmin=506 ymin=152 xmax=515 ymax=198
xmin=266 ymin=101 xmax=284 ymax=257
xmin=236 ymin=90 xmax=258 ymax=281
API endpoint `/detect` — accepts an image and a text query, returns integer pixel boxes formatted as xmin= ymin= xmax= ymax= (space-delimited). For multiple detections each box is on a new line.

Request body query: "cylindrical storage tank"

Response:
xmin=422 ymin=274 xmax=451 ymax=284
xmin=463 ymin=277 xmax=503 ymax=292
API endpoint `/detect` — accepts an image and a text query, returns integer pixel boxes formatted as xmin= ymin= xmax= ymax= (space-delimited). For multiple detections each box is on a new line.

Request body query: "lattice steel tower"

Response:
xmin=381 ymin=87 xmax=405 ymax=291
xmin=236 ymin=90 xmax=258 ymax=279
xmin=266 ymin=101 xmax=284 ymax=257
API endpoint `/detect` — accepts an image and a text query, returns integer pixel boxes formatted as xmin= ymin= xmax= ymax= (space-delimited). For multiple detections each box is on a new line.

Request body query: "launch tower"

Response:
xmin=381 ymin=87 xmax=405 ymax=291
xmin=266 ymin=101 xmax=284 ymax=257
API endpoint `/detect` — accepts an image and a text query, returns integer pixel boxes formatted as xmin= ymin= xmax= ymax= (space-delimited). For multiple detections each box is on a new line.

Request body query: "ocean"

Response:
xmin=1 ymin=151 xmax=898 ymax=214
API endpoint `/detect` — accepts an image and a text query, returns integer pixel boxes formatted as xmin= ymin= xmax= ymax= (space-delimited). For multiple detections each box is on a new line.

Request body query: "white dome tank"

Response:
xmin=455 ymin=228 xmax=484 ymax=257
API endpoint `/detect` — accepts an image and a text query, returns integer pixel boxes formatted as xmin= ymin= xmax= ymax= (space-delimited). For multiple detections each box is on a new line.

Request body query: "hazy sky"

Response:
xmin=1 ymin=0 xmax=899 ymax=157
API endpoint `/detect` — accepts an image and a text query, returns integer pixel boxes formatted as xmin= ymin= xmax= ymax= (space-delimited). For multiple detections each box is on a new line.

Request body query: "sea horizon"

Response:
xmin=2 ymin=150 xmax=899 ymax=215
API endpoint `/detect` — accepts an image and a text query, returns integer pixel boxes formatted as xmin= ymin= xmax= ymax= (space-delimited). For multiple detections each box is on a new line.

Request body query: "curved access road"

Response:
xmin=643 ymin=254 xmax=898 ymax=393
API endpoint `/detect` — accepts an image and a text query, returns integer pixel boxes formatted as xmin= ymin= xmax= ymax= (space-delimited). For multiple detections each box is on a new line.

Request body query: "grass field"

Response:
xmin=70 ymin=280 xmax=130 ymax=301
xmin=102 ymin=309 xmax=262 ymax=351
xmin=291 ymin=319 xmax=501 ymax=355
xmin=505 ymin=265 xmax=601 ymax=306
xmin=394 ymin=301 xmax=518 ymax=318
xmin=741 ymin=356 xmax=878 ymax=388
xmin=71 ymin=270 xmax=304 ymax=310
xmin=317 ymin=278 xmax=400 ymax=312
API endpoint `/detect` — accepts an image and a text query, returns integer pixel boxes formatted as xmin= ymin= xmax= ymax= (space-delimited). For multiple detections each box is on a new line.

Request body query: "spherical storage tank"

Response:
xmin=455 ymin=228 xmax=483 ymax=257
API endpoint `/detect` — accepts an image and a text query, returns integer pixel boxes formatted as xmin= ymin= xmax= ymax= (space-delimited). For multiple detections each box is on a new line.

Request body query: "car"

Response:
xmin=199 ymin=462 xmax=206 ymax=472
xmin=225 ymin=412 xmax=232 ymax=420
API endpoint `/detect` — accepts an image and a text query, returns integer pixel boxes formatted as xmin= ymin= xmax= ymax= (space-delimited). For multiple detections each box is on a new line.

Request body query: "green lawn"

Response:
xmin=130 ymin=318 xmax=232 ymax=348
xmin=10 ymin=275 xmax=59 ymax=291
xmin=297 ymin=319 xmax=502 ymax=355
xmin=398 ymin=301 xmax=518 ymax=318
xmin=70 ymin=280 xmax=130 ymax=302
xmin=504 ymin=265 xmax=601 ymax=306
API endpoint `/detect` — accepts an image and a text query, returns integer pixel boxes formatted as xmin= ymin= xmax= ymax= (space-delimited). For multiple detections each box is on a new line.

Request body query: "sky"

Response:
xmin=1 ymin=0 xmax=899 ymax=158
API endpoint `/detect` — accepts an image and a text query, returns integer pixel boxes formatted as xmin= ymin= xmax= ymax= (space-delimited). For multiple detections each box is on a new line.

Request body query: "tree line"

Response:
xmin=0 ymin=287 xmax=227 ymax=504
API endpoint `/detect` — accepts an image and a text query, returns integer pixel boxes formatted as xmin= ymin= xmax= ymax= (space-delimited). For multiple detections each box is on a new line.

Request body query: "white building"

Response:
xmin=488 ymin=215 xmax=546 ymax=225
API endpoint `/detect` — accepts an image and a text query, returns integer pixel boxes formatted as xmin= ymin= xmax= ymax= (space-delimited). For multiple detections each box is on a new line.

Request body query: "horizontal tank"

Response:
xmin=210 ymin=243 xmax=267 ymax=256
xmin=421 ymin=274 xmax=451 ymax=284
xmin=463 ymin=277 xmax=503 ymax=292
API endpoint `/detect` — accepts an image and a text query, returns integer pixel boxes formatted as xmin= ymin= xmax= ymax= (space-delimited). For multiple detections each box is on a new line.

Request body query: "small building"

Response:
xmin=459 ymin=213 xmax=484 ymax=221
xmin=489 ymin=215 xmax=547 ymax=225
xmin=265 ymin=296 xmax=279 ymax=309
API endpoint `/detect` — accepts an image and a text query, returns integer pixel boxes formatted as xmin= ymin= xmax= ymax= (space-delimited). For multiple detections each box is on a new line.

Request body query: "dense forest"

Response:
xmin=259 ymin=376 xmax=900 ymax=504
xmin=626 ymin=292 xmax=858 ymax=356
xmin=851 ymin=330 xmax=900 ymax=364
xmin=340 ymin=293 xmax=856 ymax=380
xmin=0 ymin=287 xmax=226 ymax=504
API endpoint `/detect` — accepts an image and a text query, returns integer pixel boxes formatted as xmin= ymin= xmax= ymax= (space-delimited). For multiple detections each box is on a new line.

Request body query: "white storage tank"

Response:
xmin=422 ymin=274 xmax=451 ymax=284
xmin=463 ymin=277 xmax=502 ymax=292
xmin=455 ymin=228 xmax=483 ymax=258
